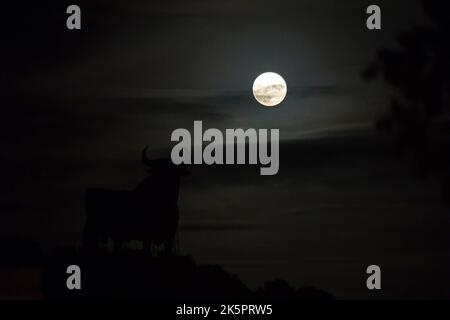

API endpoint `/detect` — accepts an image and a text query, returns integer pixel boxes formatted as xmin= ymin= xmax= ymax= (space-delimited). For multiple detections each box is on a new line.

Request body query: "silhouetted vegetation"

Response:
xmin=363 ymin=0 xmax=450 ymax=203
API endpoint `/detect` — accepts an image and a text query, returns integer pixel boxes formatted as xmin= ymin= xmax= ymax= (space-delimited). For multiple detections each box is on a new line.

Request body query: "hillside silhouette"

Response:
xmin=0 ymin=239 xmax=334 ymax=300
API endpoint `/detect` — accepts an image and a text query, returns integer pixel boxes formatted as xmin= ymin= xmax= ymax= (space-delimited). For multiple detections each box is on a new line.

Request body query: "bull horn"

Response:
xmin=141 ymin=146 xmax=152 ymax=166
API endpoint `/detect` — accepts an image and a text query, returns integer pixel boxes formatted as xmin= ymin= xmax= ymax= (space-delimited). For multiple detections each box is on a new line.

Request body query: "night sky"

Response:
xmin=2 ymin=0 xmax=450 ymax=298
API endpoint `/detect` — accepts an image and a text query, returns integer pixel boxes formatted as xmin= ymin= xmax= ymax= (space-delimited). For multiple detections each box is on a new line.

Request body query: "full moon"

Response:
xmin=252 ymin=72 xmax=287 ymax=107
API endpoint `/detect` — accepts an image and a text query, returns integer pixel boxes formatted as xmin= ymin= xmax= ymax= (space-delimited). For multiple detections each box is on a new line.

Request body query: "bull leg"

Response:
xmin=143 ymin=239 xmax=153 ymax=255
xmin=174 ymin=231 xmax=180 ymax=254
xmin=164 ymin=239 xmax=174 ymax=256
xmin=82 ymin=220 xmax=97 ymax=250
xmin=113 ymin=239 xmax=122 ymax=252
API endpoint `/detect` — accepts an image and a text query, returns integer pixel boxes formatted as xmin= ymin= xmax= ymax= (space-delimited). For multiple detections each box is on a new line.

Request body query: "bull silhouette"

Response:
xmin=82 ymin=147 xmax=188 ymax=254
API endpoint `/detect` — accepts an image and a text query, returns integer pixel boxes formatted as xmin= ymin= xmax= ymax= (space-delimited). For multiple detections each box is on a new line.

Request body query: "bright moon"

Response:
xmin=252 ymin=72 xmax=287 ymax=107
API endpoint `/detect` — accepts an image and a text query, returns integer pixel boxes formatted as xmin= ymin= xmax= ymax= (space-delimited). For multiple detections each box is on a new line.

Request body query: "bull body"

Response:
xmin=83 ymin=188 xmax=179 ymax=253
xmin=82 ymin=153 xmax=186 ymax=254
